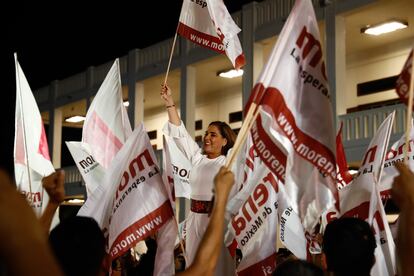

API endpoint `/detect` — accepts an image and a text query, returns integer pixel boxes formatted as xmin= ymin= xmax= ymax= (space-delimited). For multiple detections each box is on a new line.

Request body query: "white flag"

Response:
xmin=339 ymin=112 xmax=396 ymax=276
xmin=65 ymin=142 xmax=105 ymax=196
xmin=178 ymin=0 xmax=245 ymax=69
xmin=67 ymin=59 xmax=131 ymax=195
xmin=78 ymin=123 xmax=174 ymax=260
xmin=379 ymin=119 xmax=414 ymax=200
xmin=162 ymin=136 xmax=192 ymax=200
xmin=226 ymin=111 xmax=293 ymax=275
xmin=245 ymin=0 xmax=337 ymax=230
xmin=82 ymin=59 xmax=132 ymax=169
xmin=14 ymin=54 xmax=55 ymax=215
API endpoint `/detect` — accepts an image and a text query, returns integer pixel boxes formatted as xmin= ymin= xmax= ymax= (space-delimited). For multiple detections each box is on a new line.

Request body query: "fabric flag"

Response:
xmin=65 ymin=142 xmax=105 ymax=196
xmin=379 ymin=119 xmax=414 ymax=201
xmin=396 ymin=48 xmax=413 ymax=107
xmin=162 ymin=135 xmax=192 ymax=200
xmin=14 ymin=54 xmax=55 ymax=216
xmin=178 ymin=0 xmax=245 ymax=69
xmin=336 ymin=122 xmax=353 ymax=189
xmin=245 ymin=0 xmax=337 ymax=231
xmin=67 ymin=59 xmax=131 ymax=196
xmin=225 ymin=110 xmax=296 ymax=275
xmin=82 ymin=58 xmax=132 ymax=169
xmin=78 ymin=123 xmax=174 ymax=261
xmin=339 ymin=112 xmax=396 ymax=276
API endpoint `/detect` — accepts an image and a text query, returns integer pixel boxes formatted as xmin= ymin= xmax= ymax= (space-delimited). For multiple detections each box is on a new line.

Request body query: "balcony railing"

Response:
xmin=339 ymin=103 xmax=407 ymax=163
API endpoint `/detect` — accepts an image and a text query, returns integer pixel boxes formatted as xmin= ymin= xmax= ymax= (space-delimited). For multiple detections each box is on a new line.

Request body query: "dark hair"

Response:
xmin=273 ymin=259 xmax=323 ymax=276
xmin=208 ymin=121 xmax=236 ymax=155
xmin=323 ymin=217 xmax=376 ymax=276
xmin=49 ymin=216 xmax=106 ymax=276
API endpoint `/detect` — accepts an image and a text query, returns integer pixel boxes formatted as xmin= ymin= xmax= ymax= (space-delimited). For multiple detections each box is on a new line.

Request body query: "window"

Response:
xmin=357 ymin=75 xmax=398 ymax=96
xmin=195 ymin=120 xmax=203 ymax=130
xmin=147 ymin=130 xmax=157 ymax=140
xmin=229 ymin=111 xmax=242 ymax=123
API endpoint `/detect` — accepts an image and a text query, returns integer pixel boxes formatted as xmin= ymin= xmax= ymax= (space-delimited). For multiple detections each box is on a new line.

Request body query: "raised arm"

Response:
xmin=161 ymin=84 xmax=181 ymax=126
xmin=39 ymin=170 xmax=65 ymax=233
xmin=178 ymin=167 xmax=235 ymax=276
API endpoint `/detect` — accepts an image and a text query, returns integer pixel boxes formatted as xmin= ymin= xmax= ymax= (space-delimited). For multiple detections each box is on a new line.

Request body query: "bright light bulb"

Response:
xmin=363 ymin=20 xmax=408 ymax=36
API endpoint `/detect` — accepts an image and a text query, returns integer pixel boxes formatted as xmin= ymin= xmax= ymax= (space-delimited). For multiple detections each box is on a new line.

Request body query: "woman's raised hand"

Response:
xmin=161 ymin=84 xmax=174 ymax=105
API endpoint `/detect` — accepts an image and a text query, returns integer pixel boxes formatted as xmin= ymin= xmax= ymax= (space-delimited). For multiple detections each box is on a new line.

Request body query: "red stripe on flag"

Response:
xmin=252 ymin=115 xmax=287 ymax=183
xmin=109 ymin=201 xmax=173 ymax=260
xmin=177 ymin=22 xmax=225 ymax=54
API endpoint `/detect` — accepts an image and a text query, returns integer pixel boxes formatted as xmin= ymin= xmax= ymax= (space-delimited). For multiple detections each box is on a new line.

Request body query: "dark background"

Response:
xmin=2 ymin=0 xmax=258 ymax=175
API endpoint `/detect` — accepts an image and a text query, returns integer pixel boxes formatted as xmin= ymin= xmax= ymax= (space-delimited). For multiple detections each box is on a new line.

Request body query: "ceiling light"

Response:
xmin=218 ymin=69 xmax=243 ymax=78
xmin=123 ymin=101 xmax=129 ymax=107
xmin=65 ymin=115 xmax=85 ymax=123
xmin=361 ymin=20 xmax=408 ymax=36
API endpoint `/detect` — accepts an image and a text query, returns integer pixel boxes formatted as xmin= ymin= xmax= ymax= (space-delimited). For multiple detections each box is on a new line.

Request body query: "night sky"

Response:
xmin=1 ymin=0 xmax=258 ymax=174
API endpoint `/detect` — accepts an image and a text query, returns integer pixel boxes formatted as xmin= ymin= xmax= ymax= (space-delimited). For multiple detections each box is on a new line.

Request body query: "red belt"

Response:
xmin=190 ymin=199 xmax=213 ymax=214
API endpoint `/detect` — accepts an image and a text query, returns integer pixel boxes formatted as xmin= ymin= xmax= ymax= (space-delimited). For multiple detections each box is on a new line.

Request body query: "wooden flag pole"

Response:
xmin=225 ymin=104 xmax=261 ymax=169
xmin=163 ymin=32 xmax=178 ymax=86
xmin=403 ymin=53 xmax=414 ymax=164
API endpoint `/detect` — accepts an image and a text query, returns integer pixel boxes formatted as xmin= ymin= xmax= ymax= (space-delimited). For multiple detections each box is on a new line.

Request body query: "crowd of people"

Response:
xmin=1 ymin=84 xmax=414 ymax=276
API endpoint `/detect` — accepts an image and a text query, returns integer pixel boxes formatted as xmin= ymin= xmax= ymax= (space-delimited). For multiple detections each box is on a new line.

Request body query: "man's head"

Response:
xmin=49 ymin=216 xmax=106 ymax=276
xmin=323 ymin=217 xmax=376 ymax=276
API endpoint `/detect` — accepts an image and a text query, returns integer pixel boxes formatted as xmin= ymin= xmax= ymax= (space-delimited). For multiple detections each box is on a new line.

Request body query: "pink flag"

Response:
xmin=396 ymin=49 xmax=413 ymax=107
xmin=336 ymin=123 xmax=353 ymax=189
xmin=245 ymin=0 xmax=337 ymax=230
xmin=178 ymin=0 xmax=245 ymax=69
xmin=14 ymin=54 xmax=55 ymax=215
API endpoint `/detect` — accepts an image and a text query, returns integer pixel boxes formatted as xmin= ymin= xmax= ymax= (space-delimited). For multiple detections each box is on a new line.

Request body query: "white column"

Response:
xmin=253 ymin=42 xmax=264 ymax=84
xmin=335 ymin=15 xmax=346 ymax=115
xmin=184 ymin=65 xmax=196 ymax=138
xmin=134 ymin=82 xmax=145 ymax=126
xmin=52 ymin=107 xmax=62 ymax=168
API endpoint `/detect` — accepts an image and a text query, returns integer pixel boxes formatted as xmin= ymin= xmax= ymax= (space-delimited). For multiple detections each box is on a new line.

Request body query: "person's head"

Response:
xmin=273 ymin=259 xmax=323 ymax=276
xmin=323 ymin=217 xmax=376 ymax=276
xmin=203 ymin=121 xmax=236 ymax=158
xmin=49 ymin=216 xmax=106 ymax=276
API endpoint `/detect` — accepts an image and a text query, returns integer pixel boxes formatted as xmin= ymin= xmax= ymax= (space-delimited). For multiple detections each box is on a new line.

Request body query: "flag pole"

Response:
xmin=225 ymin=104 xmax=261 ymax=169
xmin=403 ymin=52 xmax=414 ymax=164
xmin=14 ymin=53 xmax=34 ymax=200
xmin=163 ymin=27 xmax=179 ymax=86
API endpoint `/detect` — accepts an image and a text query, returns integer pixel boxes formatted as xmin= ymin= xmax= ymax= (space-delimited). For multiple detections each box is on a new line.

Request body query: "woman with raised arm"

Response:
xmin=161 ymin=84 xmax=237 ymax=275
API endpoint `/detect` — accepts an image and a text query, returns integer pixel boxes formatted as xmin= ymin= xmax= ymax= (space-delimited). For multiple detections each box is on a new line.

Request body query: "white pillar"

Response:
xmin=183 ymin=65 xmax=196 ymax=138
xmin=134 ymin=82 xmax=144 ymax=126
xmin=253 ymin=42 xmax=264 ymax=84
xmin=52 ymin=107 xmax=62 ymax=168
xmin=335 ymin=15 xmax=346 ymax=115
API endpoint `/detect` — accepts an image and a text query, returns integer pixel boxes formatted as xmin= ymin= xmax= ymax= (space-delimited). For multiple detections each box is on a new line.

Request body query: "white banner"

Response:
xmin=246 ymin=0 xmax=337 ymax=230
xmin=67 ymin=59 xmax=131 ymax=195
xmin=14 ymin=54 xmax=55 ymax=215
xmin=226 ymin=110 xmax=295 ymax=275
xmin=162 ymin=136 xmax=192 ymax=200
xmin=65 ymin=142 xmax=105 ymax=196
xmin=78 ymin=123 xmax=173 ymax=260
xmin=339 ymin=112 xmax=396 ymax=276
xmin=178 ymin=0 xmax=245 ymax=69
xmin=379 ymin=119 xmax=414 ymax=200
xmin=82 ymin=59 xmax=132 ymax=169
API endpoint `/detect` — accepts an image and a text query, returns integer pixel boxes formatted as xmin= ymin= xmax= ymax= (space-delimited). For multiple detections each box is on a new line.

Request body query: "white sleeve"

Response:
xmin=162 ymin=121 xmax=203 ymax=164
